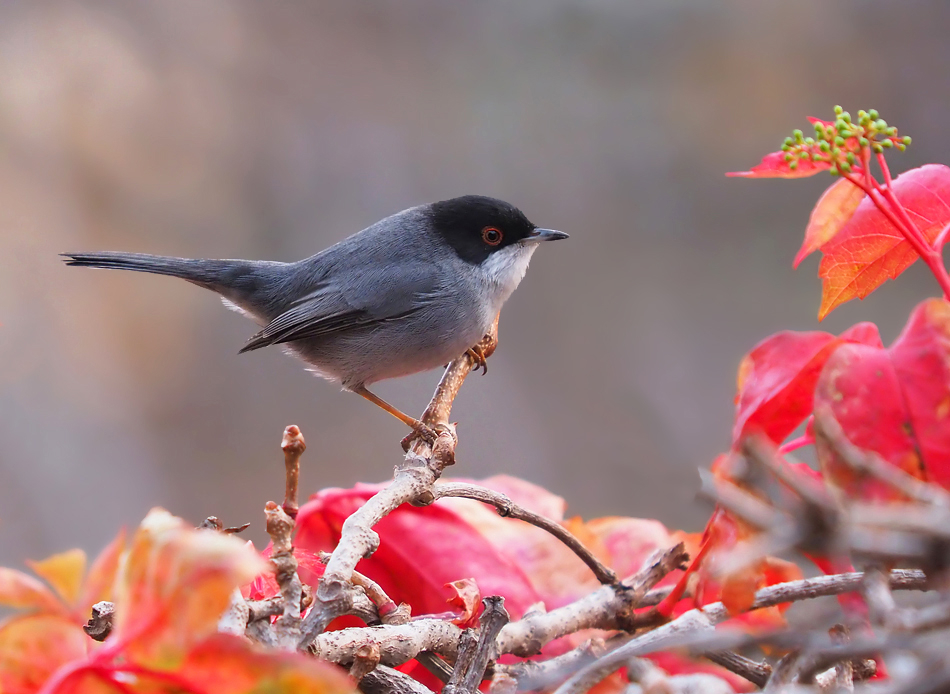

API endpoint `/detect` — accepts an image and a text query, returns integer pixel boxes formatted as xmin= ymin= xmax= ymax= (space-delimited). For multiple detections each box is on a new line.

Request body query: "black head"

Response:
xmin=428 ymin=195 xmax=539 ymax=265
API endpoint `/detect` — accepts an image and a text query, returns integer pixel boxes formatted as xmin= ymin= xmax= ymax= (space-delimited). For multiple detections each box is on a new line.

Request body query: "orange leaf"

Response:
xmin=817 ymin=164 xmax=950 ymax=320
xmin=794 ymin=177 xmax=866 ymax=267
xmin=0 ymin=614 xmax=88 ymax=692
xmin=80 ymin=529 xmax=126 ymax=610
xmin=113 ymin=508 xmax=269 ymax=667
xmin=445 ymin=578 xmax=481 ymax=627
xmin=0 ymin=567 xmax=63 ymax=614
xmin=27 ymin=549 xmax=86 ymax=608
xmin=179 ymin=634 xmax=357 ymax=694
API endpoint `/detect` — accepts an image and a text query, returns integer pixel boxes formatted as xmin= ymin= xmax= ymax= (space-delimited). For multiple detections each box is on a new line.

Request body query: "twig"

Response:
xmin=446 ymin=597 xmax=510 ymax=694
xmin=358 ymin=665 xmax=437 ymax=694
xmin=704 ymin=650 xmax=771 ymax=688
xmin=265 ymin=500 xmax=302 ymax=649
xmin=431 ymin=482 xmax=618 ymax=585
xmin=553 ymin=568 xmax=929 ymax=694
xmin=281 ymin=425 xmax=306 ymax=518
xmin=309 ymin=619 xmax=462 ymax=666
xmin=496 ymin=544 xmax=687 ymax=657
xmin=498 ymin=638 xmax=607 ymax=691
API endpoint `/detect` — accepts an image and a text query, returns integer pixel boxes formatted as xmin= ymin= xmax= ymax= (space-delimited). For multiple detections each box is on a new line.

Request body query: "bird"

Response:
xmin=63 ymin=195 xmax=568 ymax=443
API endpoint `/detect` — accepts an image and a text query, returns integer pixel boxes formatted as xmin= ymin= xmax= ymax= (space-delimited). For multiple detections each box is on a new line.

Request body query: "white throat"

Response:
xmin=477 ymin=243 xmax=539 ymax=309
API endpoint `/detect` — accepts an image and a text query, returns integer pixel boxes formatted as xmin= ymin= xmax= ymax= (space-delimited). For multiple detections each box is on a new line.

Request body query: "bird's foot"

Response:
xmin=466 ymin=345 xmax=488 ymax=375
xmin=400 ymin=421 xmax=454 ymax=452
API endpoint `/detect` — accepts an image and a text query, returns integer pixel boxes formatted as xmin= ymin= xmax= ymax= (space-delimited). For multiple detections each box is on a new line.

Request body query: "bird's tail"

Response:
xmin=61 ymin=251 xmax=245 ymax=288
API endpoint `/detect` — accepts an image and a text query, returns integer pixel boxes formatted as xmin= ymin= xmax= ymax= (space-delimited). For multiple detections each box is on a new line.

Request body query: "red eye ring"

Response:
xmin=482 ymin=227 xmax=503 ymax=246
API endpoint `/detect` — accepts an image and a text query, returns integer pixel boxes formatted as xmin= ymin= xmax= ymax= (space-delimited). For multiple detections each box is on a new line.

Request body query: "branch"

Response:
xmin=444 ymin=597 xmax=510 ymax=694
xmin=496 ymin=543 xmax=687 ymax=657
xmin=309 ymin=619 xmax=461 ymax=666
xmin=552 ymin=568 xmax=928 ymax=694
xmin=265 ymin=500 xmax=302 ymax=649
xmin=431 ymin=482 xmax=618 ymax=585
xmin=358 ymin=665 xmax=437 ymax=694
xmin=316 ymin=324 xmax=498 ymax=632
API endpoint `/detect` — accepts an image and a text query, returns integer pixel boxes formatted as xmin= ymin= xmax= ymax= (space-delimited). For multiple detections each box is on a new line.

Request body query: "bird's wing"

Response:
xmin=238 ymin=265 xmax=439 ymax=353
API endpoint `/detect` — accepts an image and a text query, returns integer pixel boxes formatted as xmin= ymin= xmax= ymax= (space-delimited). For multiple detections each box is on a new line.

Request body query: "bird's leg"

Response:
xmin=352 ymin=385 xmax=437 ymax=448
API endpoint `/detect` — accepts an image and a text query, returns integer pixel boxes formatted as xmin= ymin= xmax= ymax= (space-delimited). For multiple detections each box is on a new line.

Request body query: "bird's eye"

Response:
xmin=482 ymin=227 xmax=503 ymax=246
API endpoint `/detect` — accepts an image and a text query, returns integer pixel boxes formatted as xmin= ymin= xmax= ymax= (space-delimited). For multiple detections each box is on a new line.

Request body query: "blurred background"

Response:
xmin=1 ymin=0 xmax=949 ymax=565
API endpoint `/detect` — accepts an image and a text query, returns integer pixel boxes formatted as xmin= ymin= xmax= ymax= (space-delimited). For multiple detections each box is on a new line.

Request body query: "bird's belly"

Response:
xmin=286 ymin=309 xmax=490 ymax=389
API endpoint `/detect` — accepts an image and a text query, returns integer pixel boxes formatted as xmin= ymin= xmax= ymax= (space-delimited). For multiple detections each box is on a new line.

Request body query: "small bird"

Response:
xmin=63 ymin=195 xmax=567 ymax=442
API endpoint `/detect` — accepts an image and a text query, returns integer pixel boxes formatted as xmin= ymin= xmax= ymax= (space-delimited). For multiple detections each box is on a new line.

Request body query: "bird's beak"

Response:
xmin=524 ymin=228 xmax=570 ymax=244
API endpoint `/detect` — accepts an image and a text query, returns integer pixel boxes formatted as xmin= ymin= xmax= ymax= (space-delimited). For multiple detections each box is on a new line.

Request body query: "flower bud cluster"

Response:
xmin=779 ymin=106 xmax=910 ymax=175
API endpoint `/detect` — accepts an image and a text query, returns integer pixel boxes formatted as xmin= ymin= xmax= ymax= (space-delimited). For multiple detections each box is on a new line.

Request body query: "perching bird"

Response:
xmin=63 ymin=195 xmax=568 ymax=442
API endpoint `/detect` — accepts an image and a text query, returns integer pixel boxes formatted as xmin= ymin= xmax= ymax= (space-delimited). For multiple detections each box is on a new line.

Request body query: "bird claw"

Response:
xmin=466 ymin=345 xmax=488 ymax=375
xmin=401 ymin=421 xmax=438 ymax=452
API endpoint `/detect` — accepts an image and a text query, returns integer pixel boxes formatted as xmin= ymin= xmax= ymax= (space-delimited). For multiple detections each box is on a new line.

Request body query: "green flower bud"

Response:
xmin=800 ymin=150 xmax=810 ymax=159
xmin=813 ymin=153 xmax=824 ymax=161
xmin=834 ymin=105 xmax=844 ymax=115
xmin=868 ymin=109 xmax=879 ymax=120
xmin=781 ymin=144 xmax=791 ymax=152
xmin=846 ymin=152 xmax=856 ymax=165
xmin=858 ymin=137 xmax=869 ymax=148
xmin=872 ymin=144 xmax=884 ymax=154
xmin=903 ymin=136 xmax=912 ymax=145
xmin=784 ymin=153 xmax=793 ymax=162
xmin=874 ymin=119 xmax=887 ymax=131
xmin=842 ymin=112 xmax=852 ymax=124
xmin=819 ymin=141 xmax=831 ymax=152
xmin=882 ymin=139 xmax=893 ymax=148
xmin=793 ymin=129 xmax=804 ymax=142
xmin=886 ymin=127 xmax=897 ymax=136
xmin=784 ymin=136 xmax=794 ymax=147
xmin=840 ymin=161 xmax=852 ymax=173
xmin=897 ymin=143 xmax=907 ymax=152
xmin=829 ymin=168 xmax=840 ymax=176
xmin=789 ymin=160 xmax=799 ymax=170
xmin=835 ymin=136 xmax=846 ymax=147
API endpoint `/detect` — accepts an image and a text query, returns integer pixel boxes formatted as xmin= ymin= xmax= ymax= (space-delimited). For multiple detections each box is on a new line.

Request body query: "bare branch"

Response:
xmin=432 ymin=482 xmax=618 ymax=585
xmin=359 ymin=665 xmax=437 ymax=694
xmin=309 ymin=619 xmax=461 ymax=666
xmin=265 ymin=500 xmax=302 ymax=649
xmin=446 ymin=597 xmax=510 ymax=694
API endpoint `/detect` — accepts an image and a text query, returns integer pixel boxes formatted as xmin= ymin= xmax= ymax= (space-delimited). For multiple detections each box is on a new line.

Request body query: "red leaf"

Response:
xmin=817 ymin=164 xmax=950 ymax=319
xmin=728 ymin=151 xmax=832 ymax=179
xmin=816 ymin=298 xmax=950 ymax=497
xmin=733 ymin=324 xmax=881 ymax=446
xmin=294 ymin=485 xmax=543 ymax=620
xmin=794 ymin=177 xmax=866 ymax=267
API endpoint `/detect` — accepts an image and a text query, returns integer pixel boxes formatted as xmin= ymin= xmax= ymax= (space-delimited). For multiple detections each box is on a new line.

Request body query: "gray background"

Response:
xmin=1 ymin=0 xmax=948 ymax=564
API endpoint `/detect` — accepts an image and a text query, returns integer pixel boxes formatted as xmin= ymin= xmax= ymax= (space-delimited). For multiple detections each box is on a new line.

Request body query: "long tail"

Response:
xmin=61 ymin=251 xmax=240 ymax=287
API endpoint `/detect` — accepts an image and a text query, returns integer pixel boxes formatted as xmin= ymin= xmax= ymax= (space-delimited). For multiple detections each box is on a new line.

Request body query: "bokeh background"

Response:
xmin=1 ymin=0 xmax=949 ymax=565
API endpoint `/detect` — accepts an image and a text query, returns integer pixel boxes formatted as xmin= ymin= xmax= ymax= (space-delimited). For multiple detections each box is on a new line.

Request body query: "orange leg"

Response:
xmin=352 ymin=385 xmax=436 ymax=447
